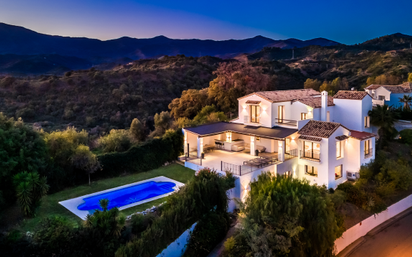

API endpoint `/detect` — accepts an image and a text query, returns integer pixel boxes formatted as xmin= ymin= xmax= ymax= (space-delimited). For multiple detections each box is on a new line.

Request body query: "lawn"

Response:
xmin=8 ymin=164 xmax=195 ymax=232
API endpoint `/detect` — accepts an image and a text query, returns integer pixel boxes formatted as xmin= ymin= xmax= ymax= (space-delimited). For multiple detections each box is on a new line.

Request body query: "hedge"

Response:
xmin=97 ymin=130 xmax=183 ymax=178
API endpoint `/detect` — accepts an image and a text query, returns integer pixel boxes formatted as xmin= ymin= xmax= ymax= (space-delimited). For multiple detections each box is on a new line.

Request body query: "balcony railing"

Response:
xmin=300 ymin=150 xmax=321 ymax=161
xmin=364 ymin=148 xmax=373 ymax=159
xmin=275 ymin=118 xmax=297 ymax=127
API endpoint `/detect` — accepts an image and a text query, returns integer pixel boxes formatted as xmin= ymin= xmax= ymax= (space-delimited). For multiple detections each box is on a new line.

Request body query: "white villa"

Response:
xmin=182 ymin=88 xmax=376 ymax=199
xmin=365 ymin=82 xmax=412 ymax=107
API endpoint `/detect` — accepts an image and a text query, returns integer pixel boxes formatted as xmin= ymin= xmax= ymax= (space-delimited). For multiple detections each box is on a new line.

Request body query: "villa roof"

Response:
xmin=294 ymin=95 xmax=334 ymax=108
xmin=336 ymin=135 xmax=349 ymax=141
xmin=245 ymin=100 xmax=261 ymax=104
xmin=365 ymin=82 xmax=412 ymax=94
xmin=298 ymin=135 xmax=322 ymax=142
xmin=333 ymin=90 xmax=370 ymax=100
xmin=349 ymin=130 xmax=376 ymax=140
xmin=184 ymin=122 xmax=297 ymax=140
xmin=238 ymin=89 xmax=320 ymax=103
xmin=298 ymin=120 xmax=348 ymax=138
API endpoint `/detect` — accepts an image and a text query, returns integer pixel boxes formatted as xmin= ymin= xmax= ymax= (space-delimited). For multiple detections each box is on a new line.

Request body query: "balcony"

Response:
xmin=372 ymin=99 xmax=385 ymax=106
xmin=364 ymin=148 xmax=373 ymax=159
xmin=274 ymin=118 xmax=298 ymax=127
xmin=300 ymin=150 xmax=321 ymax=162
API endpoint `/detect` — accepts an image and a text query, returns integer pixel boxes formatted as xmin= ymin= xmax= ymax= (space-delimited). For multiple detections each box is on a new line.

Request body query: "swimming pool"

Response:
xmin=77 ymin=181 xmax=176 ymax=211
xmin=59 ymin=176 xmax=184 ymax=220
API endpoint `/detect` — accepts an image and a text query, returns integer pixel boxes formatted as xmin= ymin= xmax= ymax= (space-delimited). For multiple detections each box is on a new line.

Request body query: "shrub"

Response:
xmin=399 ymin=129 xmax=412 ymax=144
xmin=98 ymin=129 xmax=133 ymax=153
xmin=130 ymin=213 xmax=156 ymax=236
xmin=184 ymin=211 xmax=230 ymax=257
xmin=336 ymin=182 xmax=367 ymax=207
xmin=13 ymin=171 xmax=49 ymax=217
xmin=33 ymin=216 xmax=74 ymax=255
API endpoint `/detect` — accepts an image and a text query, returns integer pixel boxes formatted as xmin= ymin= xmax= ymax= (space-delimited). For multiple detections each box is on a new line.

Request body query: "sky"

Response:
xmin=1 ymin=0 xmax=412 ymax=44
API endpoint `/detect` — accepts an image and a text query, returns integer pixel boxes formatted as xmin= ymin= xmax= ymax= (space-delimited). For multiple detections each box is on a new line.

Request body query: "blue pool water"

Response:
xmin=77 ymin=181 xmax=176 ymax=211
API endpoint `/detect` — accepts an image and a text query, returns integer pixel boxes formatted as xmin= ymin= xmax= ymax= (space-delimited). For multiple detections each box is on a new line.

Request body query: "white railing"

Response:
xmin=372 ymin=99 xmax=385 ymax=106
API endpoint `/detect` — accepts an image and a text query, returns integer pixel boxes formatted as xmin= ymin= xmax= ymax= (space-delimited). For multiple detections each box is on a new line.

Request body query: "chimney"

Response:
xmin=321 ymin=91 xmax=328 ymax=122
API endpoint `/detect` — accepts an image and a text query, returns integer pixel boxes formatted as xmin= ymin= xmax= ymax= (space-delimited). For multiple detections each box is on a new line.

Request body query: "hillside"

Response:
xmin=0 ymin=22 xmax=339 ymax=74
xmin=249 ymin=33 xmax=412 ymax=87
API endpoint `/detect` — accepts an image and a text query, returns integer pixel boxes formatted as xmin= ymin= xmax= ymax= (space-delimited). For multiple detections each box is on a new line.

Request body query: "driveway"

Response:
xmin=347 ymin=210 xmax=412 ymax=257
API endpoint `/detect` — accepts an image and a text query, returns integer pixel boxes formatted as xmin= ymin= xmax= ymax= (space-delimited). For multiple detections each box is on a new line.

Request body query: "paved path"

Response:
xmin=348 ymin=211 xmax=412 ymax=257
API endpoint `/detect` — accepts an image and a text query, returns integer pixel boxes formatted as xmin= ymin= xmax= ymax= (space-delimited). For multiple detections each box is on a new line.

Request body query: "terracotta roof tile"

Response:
xmin=239 ymin=89 xmax=320 ymax=103
xmin=336 ymin=135 xmax=349 ymax=141
xmin=245 ymin=100 xmax=261 ymax=104
xmin=295 ymin=95 xmax=334 ymax=108
xmin=349 ymin=130 xmax=376 ymax=140
xmin=333 ymin=90 xmax=370 ymax=100
xmin=298 ymin=120 xmax=347 ymax=138
xmin=298 ymin=135 xmax=322 ymax=141
xmin=365 ymin=82 xmax=412 ymax=94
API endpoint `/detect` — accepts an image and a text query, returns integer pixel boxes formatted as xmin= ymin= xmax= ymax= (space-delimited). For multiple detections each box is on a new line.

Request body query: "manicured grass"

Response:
xmin=15 ymin=164 xmax=195 ymax=232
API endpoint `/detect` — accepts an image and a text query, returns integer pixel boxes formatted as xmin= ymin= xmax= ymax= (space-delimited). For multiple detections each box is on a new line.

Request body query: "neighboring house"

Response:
xmin=365 ymin=82 xmax=412 ymax=107
xmin=182 ymin=89 xmax=376 ymax=195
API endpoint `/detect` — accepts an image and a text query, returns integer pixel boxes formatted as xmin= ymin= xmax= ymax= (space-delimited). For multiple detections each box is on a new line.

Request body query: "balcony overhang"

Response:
xmin=184 ymin=122 xmax=297 ymax=141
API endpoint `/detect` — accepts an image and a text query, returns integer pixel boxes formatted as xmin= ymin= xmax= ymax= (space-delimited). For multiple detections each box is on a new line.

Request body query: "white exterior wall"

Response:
xmin=297 ymin=138 xmax=330 ymax=187
xmin=288 ymin=101 xmax=314 ymax=121
xmin=333 ymin=99 xmax=363 ymax=131
xmin=238 ymin=94 xmax=273 ymax=128
xmin=360 ymin=137 xmax=376 ymax=166
xmin=375 ymin=87 xmax=391 ymax=101
xmin=361 ymin=96 xmax=373 ymax=133
xmin=345 ymin=137 xmax=361 ymax=173
xmin=327 ymin=127 xmax=350 ymax=189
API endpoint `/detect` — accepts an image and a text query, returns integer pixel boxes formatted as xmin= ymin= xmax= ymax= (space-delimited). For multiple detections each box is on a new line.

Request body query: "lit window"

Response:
xmin=364 ymin=116 xmax=370 ymax=128
xmin=250 ymin=105 xmax=260 ymax=123
xmin=335 ymin=165 xmax=342 ymax=180
xmin=336 ymin=141 xmax=342 ymax=159
xmin=305 ymin=165 xmax=318 ymax=177
xmin=301 ymin=113 xmax=307 ymax=120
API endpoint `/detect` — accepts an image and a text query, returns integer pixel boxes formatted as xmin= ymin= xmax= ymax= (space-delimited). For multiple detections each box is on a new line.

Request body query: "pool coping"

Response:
xmin=59 ymin=176 xmax=185 ymax=220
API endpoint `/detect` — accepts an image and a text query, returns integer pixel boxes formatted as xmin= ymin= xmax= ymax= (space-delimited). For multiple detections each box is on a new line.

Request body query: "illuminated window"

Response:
xmin=301 ymin=113 xmax=307 ymax=120
xmin=336 ymin=141 xmax=342 ymax=159
xmin=335 ymin=165 xmax=342 ymax=180
xmin=250 ymin=105 xmax=260 ymax=123
xmin=364 ymin=116 xmax=370 ymax=128
xmin=305 ymin=165 xmax=318 ymax=177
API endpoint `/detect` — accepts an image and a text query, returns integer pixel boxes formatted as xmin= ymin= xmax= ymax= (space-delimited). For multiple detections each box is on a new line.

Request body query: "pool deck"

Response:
xmin=59 ymin=176 xmax=185 ymax=220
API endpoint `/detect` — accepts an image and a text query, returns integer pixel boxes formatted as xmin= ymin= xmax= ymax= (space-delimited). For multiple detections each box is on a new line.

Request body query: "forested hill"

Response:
xmin=0 ymin=56 xmax=305 ymax=132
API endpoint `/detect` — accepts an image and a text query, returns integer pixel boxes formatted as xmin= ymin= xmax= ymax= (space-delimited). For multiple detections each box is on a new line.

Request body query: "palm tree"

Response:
xmin=368 ymin=105 xmax=397 ymax=149
xmin=399 ymin=95 xmax=412 ymax=110
xmin=13 ymin=171 xmax=49 ymax=217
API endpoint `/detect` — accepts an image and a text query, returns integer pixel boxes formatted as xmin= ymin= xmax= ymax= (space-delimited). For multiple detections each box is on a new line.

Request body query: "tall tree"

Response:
xmin=369 ymin=105 xmax=397 ymax=149
xmin=234 ymin=173 xmax=343 ymax=257
xmin=70 ymin=145 xmax=101 ymax=185
xmin=0 ymin=113 xmax=47 ymax=205
xmin=129 ymin=118 xmax=146 ymax=142
xmin=304 ymin=78 xmax=322 ymax=91
xmin=208 ymin=62 xmax=272 ymax=114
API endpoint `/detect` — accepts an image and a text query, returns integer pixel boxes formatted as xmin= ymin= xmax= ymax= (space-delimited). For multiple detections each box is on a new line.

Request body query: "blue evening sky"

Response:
xmin=0 ymin=0 xmax=411 ymax=44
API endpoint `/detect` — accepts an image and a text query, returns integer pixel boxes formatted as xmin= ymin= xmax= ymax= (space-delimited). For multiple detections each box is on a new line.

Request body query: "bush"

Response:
xmin=33 ymin=216 xmax=74 ymax=255
xmin=130 ymin=213 xmax=157 ymax=236
xmin=184 ymin=211 xmax=230 ymax=257
xmin=98 ymin=129 xmax=133 ymax=153
xmin=399 ymin=129 xmax=412 ymax=144
xmin=336 ymin=182 xmax=367 ymax=207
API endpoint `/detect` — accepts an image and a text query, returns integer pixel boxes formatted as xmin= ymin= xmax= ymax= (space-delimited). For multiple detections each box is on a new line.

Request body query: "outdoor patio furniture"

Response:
xmin=203 ymin=144 xmax=214 ymax=153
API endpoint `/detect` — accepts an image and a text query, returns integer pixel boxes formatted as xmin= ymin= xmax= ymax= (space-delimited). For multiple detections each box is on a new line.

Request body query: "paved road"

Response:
xmin=348 ymin=211 xmax=412 ymax=257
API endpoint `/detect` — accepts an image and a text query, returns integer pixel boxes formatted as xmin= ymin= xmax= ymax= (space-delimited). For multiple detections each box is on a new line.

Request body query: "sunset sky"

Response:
xmin=1 ymin=0 xmax=411 ymax=44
